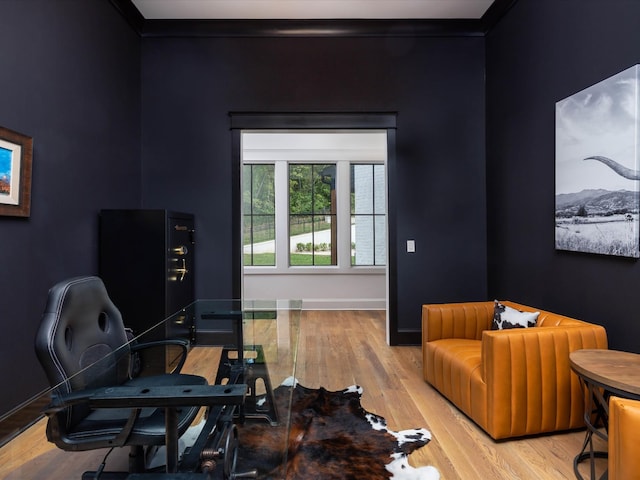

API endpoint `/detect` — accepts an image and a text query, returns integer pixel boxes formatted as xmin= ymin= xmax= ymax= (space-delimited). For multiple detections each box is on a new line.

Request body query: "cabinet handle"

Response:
xmin=176 ymin=258 xmax=187 ymax=281
xmin=172 ymin=245 xmax=188 ymax=255
xmin=170 ymin=258 xmax=188 ymax=282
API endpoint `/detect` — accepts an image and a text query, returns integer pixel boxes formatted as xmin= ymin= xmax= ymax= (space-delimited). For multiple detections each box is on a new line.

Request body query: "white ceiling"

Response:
xmin=131 ymin=0 xmax=496 ymax=20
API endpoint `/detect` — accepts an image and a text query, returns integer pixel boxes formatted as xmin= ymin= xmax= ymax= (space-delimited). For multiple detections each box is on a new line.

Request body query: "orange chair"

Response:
xmin=609 ymin=396 xmax=640 ymax=480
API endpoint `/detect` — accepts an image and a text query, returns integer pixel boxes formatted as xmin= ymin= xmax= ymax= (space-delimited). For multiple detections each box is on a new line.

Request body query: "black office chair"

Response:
xmin=35 ymin=276 xmax=247 ymax=478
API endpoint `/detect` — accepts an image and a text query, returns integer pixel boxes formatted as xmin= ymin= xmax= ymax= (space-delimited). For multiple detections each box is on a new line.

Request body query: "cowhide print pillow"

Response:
xmin=492 ymin=300 xmax=540 ymax=330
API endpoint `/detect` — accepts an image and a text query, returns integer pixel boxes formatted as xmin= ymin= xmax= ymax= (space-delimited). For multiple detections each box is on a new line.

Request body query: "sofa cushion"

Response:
xmin=492 ymin=300 xmax=539 ymax=330
xmin=424 ymin=339 xmax=486 ymax=423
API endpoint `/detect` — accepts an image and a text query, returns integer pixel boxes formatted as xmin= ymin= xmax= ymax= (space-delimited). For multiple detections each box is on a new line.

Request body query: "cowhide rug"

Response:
xmin=236 ymin=379 xmax=440 ymax=479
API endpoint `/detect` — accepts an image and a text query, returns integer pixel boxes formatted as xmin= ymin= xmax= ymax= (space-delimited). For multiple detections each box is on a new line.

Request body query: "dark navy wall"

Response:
xmin=486 ymin=0 xmax=640 ymax=352
xmin=3 ymin=0 xmax=637 ymax=421
xmin=141 ymin=35 xmax=487 ymax=336
xmin=0 ymin=0 xmax=141 ymax=415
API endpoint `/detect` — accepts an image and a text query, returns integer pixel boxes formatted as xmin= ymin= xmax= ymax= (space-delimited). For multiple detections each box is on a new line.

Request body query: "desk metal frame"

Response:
xmin=574 ymin=376 xmax=610 ymax=480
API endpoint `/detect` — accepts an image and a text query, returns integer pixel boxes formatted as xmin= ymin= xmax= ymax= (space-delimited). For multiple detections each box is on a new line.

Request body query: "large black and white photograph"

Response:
xmin=555 ymin=64 xmax=640 ymax=258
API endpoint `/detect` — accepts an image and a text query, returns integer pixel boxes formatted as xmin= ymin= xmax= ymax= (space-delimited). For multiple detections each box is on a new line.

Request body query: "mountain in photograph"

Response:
xmin=555 ymin=189 xmax=639 ymax=217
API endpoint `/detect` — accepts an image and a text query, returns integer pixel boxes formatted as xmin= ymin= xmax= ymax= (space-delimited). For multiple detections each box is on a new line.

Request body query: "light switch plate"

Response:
xmin=407 ymin=240 xmax=416 ymax=253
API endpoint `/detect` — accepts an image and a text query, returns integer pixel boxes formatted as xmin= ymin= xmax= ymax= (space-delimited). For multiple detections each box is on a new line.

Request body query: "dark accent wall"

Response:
xmin=0 ymin=0 xmax=498 ymax=419
xmin=0 ymin=0 xmax=141 ymax=416
xmin=140 ymin=34 xmax=488 ymax=342
xmin=3 ymin=0 xmax=638 ymax=424
xmin=486 ymin=0 xmax=640 ymax=352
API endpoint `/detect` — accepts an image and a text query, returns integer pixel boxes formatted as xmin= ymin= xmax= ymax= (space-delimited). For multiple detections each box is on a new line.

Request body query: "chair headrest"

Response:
xmin=35 ymin=276 xmax=130 ymax=392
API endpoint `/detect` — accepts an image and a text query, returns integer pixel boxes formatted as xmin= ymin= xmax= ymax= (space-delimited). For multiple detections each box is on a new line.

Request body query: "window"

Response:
xmin=351 ymin=164 xmax=386 ymax=266
xmin=289 ymin=164 xmax=336 ymax=266
xmin=242 ymin=130 xmax=387 ymax=272
xmin=243 ymin=164 xmax=275 ymax=266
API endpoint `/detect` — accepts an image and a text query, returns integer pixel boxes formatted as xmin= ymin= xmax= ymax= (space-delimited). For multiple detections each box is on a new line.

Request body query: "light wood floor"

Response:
xmin=0 ymin=310 xmax=606 ymax=479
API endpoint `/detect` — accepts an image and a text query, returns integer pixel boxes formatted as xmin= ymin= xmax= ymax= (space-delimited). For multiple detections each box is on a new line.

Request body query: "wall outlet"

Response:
xmin=407 ymin=240 xmax=416 ymax=253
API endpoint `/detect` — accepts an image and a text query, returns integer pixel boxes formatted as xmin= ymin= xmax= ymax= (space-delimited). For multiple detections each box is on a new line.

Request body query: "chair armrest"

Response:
xmin=131 ymin=338 xmax=190 ymax=373
xmin=422 ymin=301 xmax=494 ymax=343
xmin=131 ymin=338 xmax=189 ymax=351
xmin=481 ymin=324 xmax=608 ymax=439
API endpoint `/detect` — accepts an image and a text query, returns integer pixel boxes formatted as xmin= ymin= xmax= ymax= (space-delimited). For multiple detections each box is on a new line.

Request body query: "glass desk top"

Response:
xmin=0 ymin=299 xmax=301 ymax=479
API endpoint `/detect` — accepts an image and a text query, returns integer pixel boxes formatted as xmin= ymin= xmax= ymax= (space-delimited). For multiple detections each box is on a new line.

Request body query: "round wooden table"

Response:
xmin=569 ymin=349 xmax=640 ymax=480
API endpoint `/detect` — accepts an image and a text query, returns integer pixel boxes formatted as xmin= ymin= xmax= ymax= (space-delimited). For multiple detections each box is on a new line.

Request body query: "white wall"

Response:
xmin=243 ymin=271 xmax=386 ymax=309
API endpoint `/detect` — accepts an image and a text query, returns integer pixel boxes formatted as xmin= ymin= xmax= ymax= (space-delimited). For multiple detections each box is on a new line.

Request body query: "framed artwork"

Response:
xmin=555 ymin=64 xmax=640 ymax=258
xmin=0 ymin=126 xmax=33 ymax=217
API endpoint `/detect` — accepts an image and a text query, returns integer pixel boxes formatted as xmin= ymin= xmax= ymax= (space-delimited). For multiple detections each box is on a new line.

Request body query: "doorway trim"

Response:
xmin=230 ymin=112 xmax=402 ymax=344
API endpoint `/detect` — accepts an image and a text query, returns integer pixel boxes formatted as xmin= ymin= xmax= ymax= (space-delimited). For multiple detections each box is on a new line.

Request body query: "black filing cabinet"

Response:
xmin=99 ymin=209 xmax=195 ymax=371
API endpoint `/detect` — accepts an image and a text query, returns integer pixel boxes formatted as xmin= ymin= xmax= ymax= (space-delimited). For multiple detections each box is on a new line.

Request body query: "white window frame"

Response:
xmin=242 ymin=130 xmax=387 ymax=275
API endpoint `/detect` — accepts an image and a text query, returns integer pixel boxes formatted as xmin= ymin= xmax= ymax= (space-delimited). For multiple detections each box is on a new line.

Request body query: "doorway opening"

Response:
xmin=230 ymin=113 xmax=399 ymax=344
xmin=241 ymin=130 xmax=387 ymax=310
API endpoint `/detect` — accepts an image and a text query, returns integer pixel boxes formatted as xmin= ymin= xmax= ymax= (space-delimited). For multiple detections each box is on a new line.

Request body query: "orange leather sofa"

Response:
xmin=609 ymin=396 xmax=640 ymax=480
xmin=422 ymin=301 xmax=608 ymax=440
